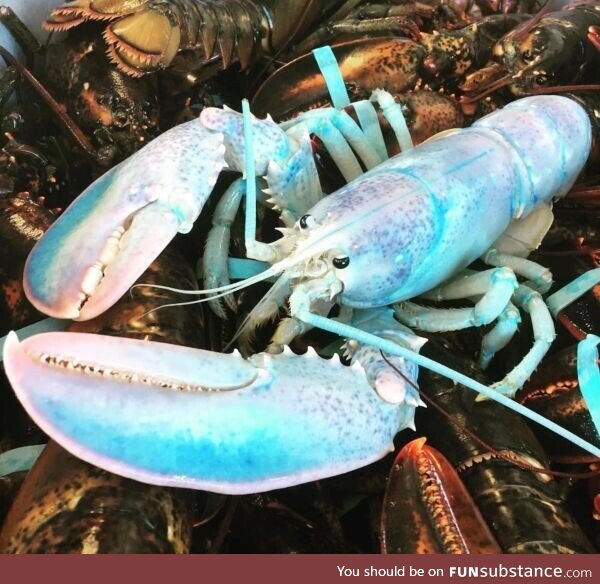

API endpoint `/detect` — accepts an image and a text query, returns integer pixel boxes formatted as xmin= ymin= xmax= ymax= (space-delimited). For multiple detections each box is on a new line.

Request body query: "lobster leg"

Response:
xmin=396 ymin=267 xmax=523 ymax=370
xmin=395 ymin=268 xmax=518 ymax=331
xmin=547 ymin=268 xmax=600 ymax=317
xmin=287 ymin=108 xmax=383 ymax=181
xmin=488 ymin=284 xmax=555 ymax=398
xmin=202 ymin=178 xmax=261 ymax=318
xmin=395 ymin=262 xmax=555 ymax=398
xmin=483 ymin=249 xmax=553 ymax=293
xmin=478 ymin=302 xmax=521 ymax=369
xmin=370 ymin=89 xmax=413 ymax=152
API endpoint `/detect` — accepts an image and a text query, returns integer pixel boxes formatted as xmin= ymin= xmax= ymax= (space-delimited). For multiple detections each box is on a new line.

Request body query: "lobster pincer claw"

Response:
xmin=4 ymin=332 xmax=408 ymax=494
xmin=23 ymin=119 xmax=226 ymax=321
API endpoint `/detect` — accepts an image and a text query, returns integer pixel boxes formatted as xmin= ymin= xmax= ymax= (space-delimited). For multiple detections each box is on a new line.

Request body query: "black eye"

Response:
xmin=333 ymin=256 xmax=350 ymax=269
xmin=299 ymin=214 xmax=312 ymax=229
xmin=534 ymin=75 xmax=547 ymax=85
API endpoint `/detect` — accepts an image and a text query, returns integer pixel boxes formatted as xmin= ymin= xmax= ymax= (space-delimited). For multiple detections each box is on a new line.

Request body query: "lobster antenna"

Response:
xmin=508 ymin=1 xmax=554 ymax=43
xmin=132 ymin=274 xmax=283 ymax=317
xmin=0 ymin=45 xmax=98 ymax=163
xmin=132 ymin=261 xmax=286 ymax=297
xmin=460 ymin=74 xmax=513 ymax=104
xmin=529 ymin=84 xmax=600 ymax=94
xmin=380 ymin=352 xmax=600 ymax=479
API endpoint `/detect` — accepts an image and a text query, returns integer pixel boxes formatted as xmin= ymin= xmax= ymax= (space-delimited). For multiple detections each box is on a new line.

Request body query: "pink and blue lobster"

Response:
xmin=3 ymin=47 xmax=600 ymax=494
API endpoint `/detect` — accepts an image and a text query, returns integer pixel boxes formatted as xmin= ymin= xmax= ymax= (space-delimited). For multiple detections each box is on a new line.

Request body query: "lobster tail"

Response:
xmin=51 ymin=0 xmax=269 ymax=76
xmin=44 ymin=1 xmax=149 ymax=31
xmin=184 ymin=0 xmax=266 ymax=70
xmin=45 ymin=1 xmax=351 ymax=76
xmin=103 ymin=9 xmax=182 ymax=77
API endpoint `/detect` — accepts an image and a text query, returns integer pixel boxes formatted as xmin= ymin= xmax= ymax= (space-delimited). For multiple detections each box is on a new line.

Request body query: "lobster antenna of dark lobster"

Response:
xmin=460 ymin=74 xmax=513 ymax=104
xmin=462 ymin=82 xmax=600 ymax=105
xmin=507 ymin=1 xmax=554 ymax=43
xmin=528 ymin=84 xmax=600 ymax=94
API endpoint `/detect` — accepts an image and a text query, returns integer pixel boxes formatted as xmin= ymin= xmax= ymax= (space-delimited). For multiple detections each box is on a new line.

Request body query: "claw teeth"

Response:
xmin=77 ymin=224 xmax=127 ymax=300
xmin=28 ymin=347 xmax=219 ymax=393
xmin=98 ymin=227 xmax=125 ymax=266
xmin=81 ymin=263 xmax=105 ymax=296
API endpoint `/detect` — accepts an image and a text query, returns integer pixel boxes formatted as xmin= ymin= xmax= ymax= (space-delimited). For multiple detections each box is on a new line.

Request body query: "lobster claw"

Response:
xmin=23 ymin=168 xmax=178 ymax=320
xmin=3 ymin=332 xmax=406 ymax=494
xmin=23 ymin=120 xmax=226 ymax=321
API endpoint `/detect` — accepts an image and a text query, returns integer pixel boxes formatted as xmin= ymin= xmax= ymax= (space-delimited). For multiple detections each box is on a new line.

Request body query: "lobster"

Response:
xmin=0 ymin=441 xmax=194 ymax=553
xmin=43 ymin=0 xmax=353 ymax=77
xmin=1 ymin=5 xmax=160 ymax=170
xmin=412 ymin=336 xmax=597 ymax=553
xmin=4 ymin=55 xmax=600 ymax=492
xmin=461 ymin=1 xmax=600 ymax=98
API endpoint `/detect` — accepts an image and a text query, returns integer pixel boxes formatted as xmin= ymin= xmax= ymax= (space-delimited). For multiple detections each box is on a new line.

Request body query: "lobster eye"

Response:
xmin=299 ymin=214 xmax=314 ymax=229
xmin=332 ymin=256 xmax=350 ymax=269
xmin=534 ymin=75 xmax=547 ymax=85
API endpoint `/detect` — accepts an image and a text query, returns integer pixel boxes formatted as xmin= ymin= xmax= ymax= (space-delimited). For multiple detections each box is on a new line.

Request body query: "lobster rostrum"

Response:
xmin=4 ymin=44 xmax=600 ymax=492
xmin=43 ymin=0 xmax=352 ymax=77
